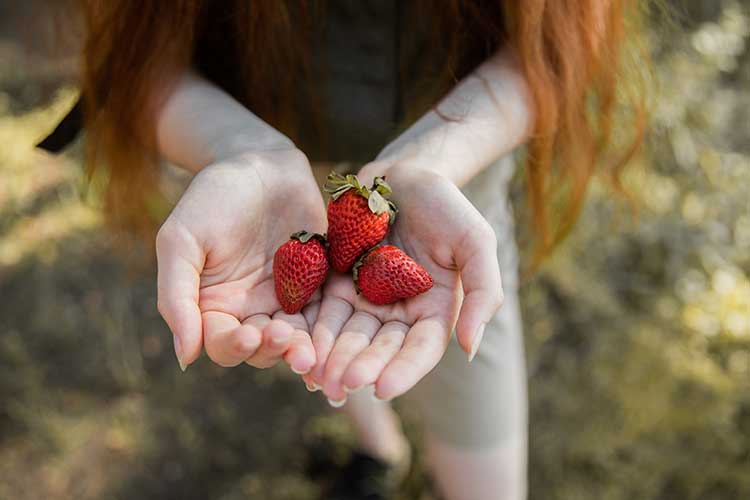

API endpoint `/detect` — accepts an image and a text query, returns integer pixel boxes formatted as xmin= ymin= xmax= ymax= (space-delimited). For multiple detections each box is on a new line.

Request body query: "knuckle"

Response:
xmin=232 ymin=335 xmax=259 ymax=356
xmin=378 ymin=334 xmax=405 ymax=352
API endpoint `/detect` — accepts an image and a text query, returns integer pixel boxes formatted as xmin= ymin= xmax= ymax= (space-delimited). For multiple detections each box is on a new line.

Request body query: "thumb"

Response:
xmin=156 ymin=222 xmax=205 ymax=370
xmin=454 ymin=221 xmax=504 ymax=361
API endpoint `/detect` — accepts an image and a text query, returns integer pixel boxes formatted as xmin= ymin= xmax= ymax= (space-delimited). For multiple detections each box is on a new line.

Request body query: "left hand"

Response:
xmin=303 ymin=166 xmax=504 ymax=403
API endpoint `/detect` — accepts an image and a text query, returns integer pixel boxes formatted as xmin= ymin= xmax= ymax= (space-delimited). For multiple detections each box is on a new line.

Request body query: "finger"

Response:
xmin=305 ymin=296 xmax=353 ymax=389
xmin=244 ymin=313 xmax=271 ymax=331
xmin=301 ymin=297 xmax=321 ymax=332
xmin=322 ymin=311 xmax=382 ymax=403
xmin=272 ymin=310 xmax=316 ymax=375
xmin=454 ymin=221 xmax=503 ymax=358
xmin=340 ymin=321 xmax=408 ymax=392
xmin=202 ymin=311 xmax=262 ymax=367
xmin=244 ymin=317 xmax=294 ymax=368
xmin=284 ymin=330 xmax=316 ymax=375
xmin=298 ymin=297 xmax=322 ymax=382
xmin=156 ymin=224 xmax=204 ymax=370
xmin=271 ymin=310 xmax=308 ymax=332
xmin=375 ymin=317 xmax=451 ymax=401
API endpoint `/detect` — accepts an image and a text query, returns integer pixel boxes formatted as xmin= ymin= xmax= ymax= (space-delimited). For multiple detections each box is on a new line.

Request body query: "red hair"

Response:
xmin=78 ymin=0 xmax=647 ymax=264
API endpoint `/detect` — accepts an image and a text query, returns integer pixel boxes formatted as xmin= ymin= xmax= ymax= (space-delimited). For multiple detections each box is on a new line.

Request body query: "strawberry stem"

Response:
xmin=325 ymin=171 xmax=398 ymax=222
xmin=290 ymin=231 xmax=328 ymax=245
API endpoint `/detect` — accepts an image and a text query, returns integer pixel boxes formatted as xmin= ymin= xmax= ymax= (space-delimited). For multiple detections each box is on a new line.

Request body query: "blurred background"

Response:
xmin=1 ymin=1 xmax=748 ymax=499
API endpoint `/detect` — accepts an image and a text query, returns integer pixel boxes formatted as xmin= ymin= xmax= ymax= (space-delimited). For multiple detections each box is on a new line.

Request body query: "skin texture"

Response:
xmin=156 ymin=149 xmax=327 ymax=373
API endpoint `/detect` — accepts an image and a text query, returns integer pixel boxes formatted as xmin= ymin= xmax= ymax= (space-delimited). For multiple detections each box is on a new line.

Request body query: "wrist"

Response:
xmin=357 ymin=160 xmax=397 ymax=187
xmin=207 ymin=124 xmax=297 ymax=168
xmin=197 ymin=146 xmax=314 ymax=194
xmin=357 ymin=160 xmax=443 ymax=200
xmin=226 ymin=147 xmax=312 ymax=181
xmin=367 ymin=129 xmax=476 ymax=187
xmin=359 ymin=154 xmax=450 ymax=190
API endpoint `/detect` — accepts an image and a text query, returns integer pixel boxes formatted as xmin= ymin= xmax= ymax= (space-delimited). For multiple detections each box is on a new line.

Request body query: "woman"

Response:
xmin=41 ymin=1 xmax=645 ymax=498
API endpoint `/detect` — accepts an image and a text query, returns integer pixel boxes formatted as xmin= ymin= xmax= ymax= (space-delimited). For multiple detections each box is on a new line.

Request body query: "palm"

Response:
xmin=157 ymin=150 xmax=326 ymax=371
xmin=306 ymin=168 xmax=502 ymax=403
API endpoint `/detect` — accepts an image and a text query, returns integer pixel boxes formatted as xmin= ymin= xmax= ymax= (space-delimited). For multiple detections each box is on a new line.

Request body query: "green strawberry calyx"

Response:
xmin=351 ymin=245 xmax=381 ymax=294
xmin=324 ymin=172 xmax=398 ymax=224
xmin=290 ymin=230 xmax=328 ymax=246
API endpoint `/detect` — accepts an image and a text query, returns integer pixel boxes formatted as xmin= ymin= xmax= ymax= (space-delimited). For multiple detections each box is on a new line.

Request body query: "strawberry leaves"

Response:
xmin=325 ymin=171 xmax=398 ymax=222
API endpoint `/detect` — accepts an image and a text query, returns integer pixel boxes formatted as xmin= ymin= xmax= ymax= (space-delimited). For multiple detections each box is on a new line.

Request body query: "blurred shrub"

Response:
xmin=524 ymin=1 xmax=750 ymax=499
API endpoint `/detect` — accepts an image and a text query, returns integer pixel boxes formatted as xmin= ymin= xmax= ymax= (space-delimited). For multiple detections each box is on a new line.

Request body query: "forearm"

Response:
xmin=155 ymin=70 xmax=296 ymax=173
xmin=369 ymin=49 xmax=533 ymax=186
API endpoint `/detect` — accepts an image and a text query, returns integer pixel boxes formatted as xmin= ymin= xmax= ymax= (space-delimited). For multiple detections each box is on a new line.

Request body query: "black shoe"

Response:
xmin=321 ymin=449 xmax=410 ymax=500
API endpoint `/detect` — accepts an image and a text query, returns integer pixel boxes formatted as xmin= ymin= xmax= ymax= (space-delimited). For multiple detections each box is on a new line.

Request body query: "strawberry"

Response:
xmin=273 ymin=231 xmax=329 ymax=314
xmin=353 ymin=245 xmax=433 ymax=305
xmin=325 ymin=172 xmax=398 ymax=273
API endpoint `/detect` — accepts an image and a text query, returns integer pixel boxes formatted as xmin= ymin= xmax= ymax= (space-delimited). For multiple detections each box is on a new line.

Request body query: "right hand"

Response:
xmin=156 ymin=148 xmax=327 ymax=372
xmin=303 ymin=166 xmax=503 ymax=403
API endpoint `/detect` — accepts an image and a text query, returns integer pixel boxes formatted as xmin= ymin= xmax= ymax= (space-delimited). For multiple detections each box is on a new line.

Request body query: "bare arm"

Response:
xmin=363 ymin=48 xmax=533 ymax=186
xmin=155 ymin=70 xmax=297 ymax=172
xmin=152 ymin=69 xmax=325 ymax=373
xmin=309 ymin=49 xmax=534 ymax=401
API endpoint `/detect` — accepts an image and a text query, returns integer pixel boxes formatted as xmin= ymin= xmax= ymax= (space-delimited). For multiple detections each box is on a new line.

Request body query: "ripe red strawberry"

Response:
xmin=325 ymin=172 xmax=397 ymax=273
xmin=353 ymin=245 xmax=433 ymax=305
xmin=273 ymin=231 xmax=329 ymax=314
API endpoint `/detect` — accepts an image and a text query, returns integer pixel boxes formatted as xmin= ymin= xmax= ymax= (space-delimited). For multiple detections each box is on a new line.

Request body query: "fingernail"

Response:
xmin=343 ymin=384 xmax=364 ymax=394
xmin=173 ymin=335 xmax=187 ymax=372
xmin=306 ymin=382 xmax=321 ymax=392
xmin=373 ymin=389 xmax=392 ymax=402
xmin=327 ymin=397 xmax=347 ymax=408
xmin=468 ymin=323 xmax=486 ymax=362
xmin=365 ymin=385 xmax=384 ymax=402
xmin=291 ymin=365 xmax=311 ymax=375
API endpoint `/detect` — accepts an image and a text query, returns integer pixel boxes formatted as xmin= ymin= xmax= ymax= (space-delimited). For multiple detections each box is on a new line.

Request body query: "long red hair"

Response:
xmin=78 ymin=0 xmax=647 ymax=264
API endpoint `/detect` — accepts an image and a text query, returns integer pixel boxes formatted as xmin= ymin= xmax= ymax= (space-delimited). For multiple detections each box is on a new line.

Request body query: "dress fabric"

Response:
xmin=408 ymin=155 xmax=528 ymax=449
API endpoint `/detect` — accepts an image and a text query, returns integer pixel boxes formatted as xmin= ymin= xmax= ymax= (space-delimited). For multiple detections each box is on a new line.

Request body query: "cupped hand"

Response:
xmin=156 ymin=148 xmax=327 ymax=373
xmin=303 ymin=166 xmax=503 ymax=403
